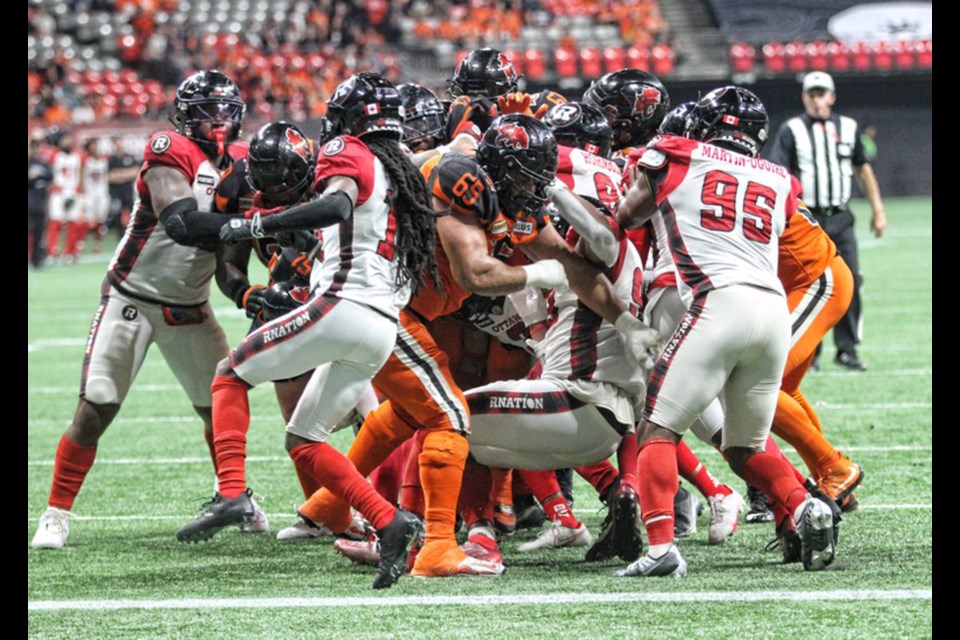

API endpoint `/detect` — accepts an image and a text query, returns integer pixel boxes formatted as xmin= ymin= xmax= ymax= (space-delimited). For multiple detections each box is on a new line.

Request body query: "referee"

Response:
xmin=767 ymin=71 xmax=887 ymax=371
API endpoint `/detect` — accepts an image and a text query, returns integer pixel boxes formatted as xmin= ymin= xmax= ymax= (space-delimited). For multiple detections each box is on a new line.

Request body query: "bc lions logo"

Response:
xmin=495 ymin=123 xmax=530 ymax=150
xmin=632 ymin=87 xmax=662 ymax=119
xmin=284 ymin=127 xmax=310 ymax=161
xmin=497 ymin=53 xmax=518 ymax=80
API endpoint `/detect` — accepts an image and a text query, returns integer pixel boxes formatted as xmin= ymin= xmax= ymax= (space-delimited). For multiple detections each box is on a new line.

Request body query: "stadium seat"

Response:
xmin=626 ymin=45 xmax=650 ymax=72
xmin=850 ymin=41 xmax=871 ymax=71
xmin=762 ymin=41 xmax=786 ymax=73
xmin=893 ymin=40 xmax=915 ymax=69
xmin=826 ymin=41 xmax=850 ymax=72
xmin=555 ymin=47 xmax=578 ymax=78
xmin=602 ymin=46 xmax=625 ymax=74
xmin=523 ymin=48 xmax=546 ymax=80
xmin=785 ymin=41 xmax=808 ymax=73
xmin=806 ymin=41 xmax=829 ymax=71
xmin=651 ymin=43 xmax=674 ymax=76
xmin=729 ymin=42 xmax=755 ymax=73
xmin=916 ymin=39 xmax=931 ymax=68
xmin=872 ymin=41 xmax=893 ymax=70
xmin=579 ymin=47 xmax=602 ymax=78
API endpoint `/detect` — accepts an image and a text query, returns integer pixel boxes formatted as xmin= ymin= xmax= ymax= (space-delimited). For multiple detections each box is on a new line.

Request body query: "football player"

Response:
xmin=81 ymin=138 xmax=111 ymax=254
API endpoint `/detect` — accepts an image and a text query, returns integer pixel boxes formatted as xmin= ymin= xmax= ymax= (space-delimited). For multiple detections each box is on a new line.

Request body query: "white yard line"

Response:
xmin=29 ymin=589 xmax=932 ymax=611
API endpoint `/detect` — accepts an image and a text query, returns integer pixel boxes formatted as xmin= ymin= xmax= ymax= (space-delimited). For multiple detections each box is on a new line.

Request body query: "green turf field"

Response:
xmin=28 ymin=197 xmax=932 ymax=639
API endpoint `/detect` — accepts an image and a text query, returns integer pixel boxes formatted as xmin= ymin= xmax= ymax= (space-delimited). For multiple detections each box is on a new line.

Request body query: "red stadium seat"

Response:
xmin=579 ymin=47 xmax=602 ymax=78
xmin=502 ymin=49 xmax=522 ymax=76
xmin=872 ymin=41 xmax=893 ymax=70
xmin=916 ymin=39 xmax=932 ymax=68
xmin=806 ymin=41 xmax=829 ymax=71
xmin=523 ymin=48 xmax=546 ymax=80
xmin=651 ymin=43 xmax=675 ymax=76
xmin=827 ymin=41 xmax=850 ymax=71
xmin=893 ymin=40 xmax=915 ymax=69
xmin=555 ymin=47 xmax=578 ymax=78
xmin=762 ymin=42 xmax=786 ymax=73
xmin=850 ymin=41 xmax=871 ymax=71
xmin=602 ymin=46 xmax=625 ymax=74
xmin=120 ymin=69 xmax=138 ymax=84
xmin=785 ymin=41 xmax=808 ymax=73
xmin=729 ymin=42 xmax=755 ymax=73
xmin=626 ymin=45 xmax=650 ymax=72
xmin=103 ymin=70 xmax=121 ymax=85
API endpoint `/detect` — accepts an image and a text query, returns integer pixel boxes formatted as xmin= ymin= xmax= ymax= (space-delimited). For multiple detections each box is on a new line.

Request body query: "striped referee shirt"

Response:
xmin=766 ymin=113 xmax=867 ymax=212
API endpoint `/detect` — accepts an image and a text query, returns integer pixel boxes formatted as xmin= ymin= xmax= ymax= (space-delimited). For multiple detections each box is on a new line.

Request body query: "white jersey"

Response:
xmin=630 ymin=135 xmax=801 ymax=307
xmin=105 ymin=131 xmax=248 ymax=306
xmin=539 ymin=230 xmax=646 ymax=398
xmin=309 ymin=136 xmax=412 ymax=320
xmin=51 ymin=149 xmax=83 ymax=197
xmin=82 ymin=155 xmax=110 ymax=198
xmin=556 ymin=144 xmax=623 ymax=215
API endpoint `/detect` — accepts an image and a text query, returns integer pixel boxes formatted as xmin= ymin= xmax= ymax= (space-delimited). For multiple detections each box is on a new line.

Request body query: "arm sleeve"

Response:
xmin=851 ymin=121 xmax=867 ymax=166
xmin=258 ymin=191 xmax=354 ymax=233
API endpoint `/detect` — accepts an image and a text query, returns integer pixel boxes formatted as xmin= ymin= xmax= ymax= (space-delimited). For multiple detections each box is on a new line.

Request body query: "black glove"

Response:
xmin=241 ymin=285 xmax=268 ymax=320
xmin=274 ymin=229 xmax=320 ymax=254
xmin=220 ymin=216 xmax=265 ymax=245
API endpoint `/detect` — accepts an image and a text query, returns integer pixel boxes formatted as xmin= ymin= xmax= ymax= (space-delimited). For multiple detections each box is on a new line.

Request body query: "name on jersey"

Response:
xmin=512 ymin=220 xmax=534 ymax=235
xmin=488 ymin=395 xmax=544 ymax=411
xmin=262 ymin=310 xmax=311 ymax=344
xmin=661 ymin=308 xmax=694 ymax=360
xmin=697 ymin=145 xmax=787 ymax=178
xmin=196 ymin=175 xmax=216 ymax=186
xmin=574 ymin=149 xmax=620 ymax=173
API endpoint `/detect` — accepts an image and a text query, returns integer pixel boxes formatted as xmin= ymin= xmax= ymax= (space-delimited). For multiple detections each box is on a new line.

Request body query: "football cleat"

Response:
xmin=707 ymin=490 xmax=744 ymax=545
xmin=372 ymin=509 xmax=422 ymax=590
xmin=411 ymin=542 xmax=505 ymax=578
xmin=176 ymin=489 xmax=256 ymax=543
xmin=673 ymin=485 xmax=702 ymax=538
xmin=276 ymin=514 xmax=333 ymax=541
xmin=615 ymin=544 xmax=687 ymax=578
xmin=513 ymin=495 xmax=547 ymax=531
xmin=795 ymin=495 xmax=839 ymax=571
xmin=493 ymin=503 xmax=517 ymax=536
xmin=817 ymin=456 xmax=863 ymax=507
xmin=461 ymin=530 xmax=503 ymax=564
xmin=612 ymin=484 xmax=644 ymax=562
xmin=517 ymin=521 xmax=592 ymax=552
xmin=765 ymin=516 xmax=801 ymax=564
xmin=334 ymin=536 xmax=381 ymax=566
xmin=584 ymin=506 xmax=616 ymax=562
xmin=239 ymin=494 xmax=270 ymax=534
xmin=31 ymin=507 xmax=72 ymax=550
xmin=745 ymin=485 xmax=775 ymax=524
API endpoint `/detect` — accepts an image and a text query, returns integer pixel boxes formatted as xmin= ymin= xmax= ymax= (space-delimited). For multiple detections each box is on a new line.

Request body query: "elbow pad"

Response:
xmin=160 ymin=197 xmax=201 ymax=246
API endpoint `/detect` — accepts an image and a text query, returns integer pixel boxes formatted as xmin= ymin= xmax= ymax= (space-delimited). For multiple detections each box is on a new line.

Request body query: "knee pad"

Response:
xmin=82 ymin=376 xmax=121 ymax=406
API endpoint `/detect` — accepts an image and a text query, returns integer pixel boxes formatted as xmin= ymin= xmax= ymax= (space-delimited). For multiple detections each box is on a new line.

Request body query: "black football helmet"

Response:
xmin=658 ymin=101 xmax=696 ymax=136
xmin=173 ymin=70 xmax=245 ymax=156
xmin=687 ymin=86 xmax=769 ymax=158
xmin=582 ymin=69 xmax=669 ymax=150
xmin=477 ymin=114 xmax=558 ymax=219
xmin=326 ymin=73 xmax=404 ymax=141
xmin=316 ymin=116 xmax=335 ymax=145
xmin=449 ymin=47 xmax=520 ymax=98
xmin=397 ymin=83 xmax=447 ymax=151
xmin=246 ymin=122 xmax=316 ymax=206
xmin=542 ymin=101 xmax=614 ymax=158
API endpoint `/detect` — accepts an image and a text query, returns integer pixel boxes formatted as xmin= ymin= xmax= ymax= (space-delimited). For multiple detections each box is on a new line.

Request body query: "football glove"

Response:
xmin=241 ymin=284 xmax=268 ymax=320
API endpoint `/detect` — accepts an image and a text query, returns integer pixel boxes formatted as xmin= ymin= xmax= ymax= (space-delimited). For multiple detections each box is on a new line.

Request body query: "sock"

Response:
xmin=347 ymin=402 xmax=416 ymax=480
xmin=489 ymin=467 xmax=513 ymax=507
xmin=637 ymin=438 xmax=678 ymax=548
xmin=46 ymin=220 xmax=62 ymax=257
xmin=764 ymin=436 xmax=808 ymax=485
xmin=458 ymin=458 xmax=493 ymax=530
xmin=512 ymin=468 xmax=532 ymax=499
xmin=771 ymin=390 xmax=839 ymax=476
xmin=516 ymin=468 xmax=563 ymax=505
xmin=399 ymin=430 xmax=427 ymax=517
xmin=742 ymin=451 xmax=808 ymax=515
xmin=419 ymin=429 xmax=468 ymax=547
xmin=203 ymin=427 xmax=218 ymax=474
xmin=676 ymin=439 xmax=731 ymax=498
xmin=541 ymin=493 xmax=580 ymax=529
xmin=575 ymin=459 xmax=620 ymax=495
xmin=48 ymin=435 xmax=97 ymax=510
xmin=371 ymin=436 xmax=417 ymax=507
xmin=294 ymin=462 xmax=321 ymax=500
xmin=211 ymin=375 xmax=251 ymax=499
xmin=291 ymin=442 xmax=395 ymax=531
xmin=616 ymin=433 xmax=639 ymax=491
xmin=65 ymin=221 xmax=84 ymax=257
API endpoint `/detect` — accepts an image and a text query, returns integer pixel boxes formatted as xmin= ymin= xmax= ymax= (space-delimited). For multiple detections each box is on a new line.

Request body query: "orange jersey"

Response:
xmin=778 ymin=202 xmax=838 ymax=292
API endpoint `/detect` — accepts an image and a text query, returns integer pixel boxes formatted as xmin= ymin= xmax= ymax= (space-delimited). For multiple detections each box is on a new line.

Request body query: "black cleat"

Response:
xmin=585 ymin=506 xmax=616 ymax=562
xmin=745 ymin=485 xmax=775 ymax=524
xmin=176 ymin=489 xmax=255 ymax=543
xmin=612 ymin=484 xmax=644 ymax=562
xmin=514 ymin=494 xmax=547 ymax=531
xmin=835 ymin=351 xmax=867 ymax=371
xmin=556 ymin=468 xmax=575 ymax=505
xmin=372 ymin=509 xmax=422 ymax=590
xmin=766 ymin=515 xmax=802 ymax=564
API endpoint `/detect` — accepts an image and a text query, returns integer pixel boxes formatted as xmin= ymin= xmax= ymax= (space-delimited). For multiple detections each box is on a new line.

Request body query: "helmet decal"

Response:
xmin=497 ymin=53 xmax=517 ymax=80
xmin=495 ymin=122 xmax=530 ymax=150
xmin=633 ymin=87 xmax=663 ymax=118
xmin=548 ymin=103 xmax=582 ymax=126
xmin=284 ymin=127 xmax=310 ymax=161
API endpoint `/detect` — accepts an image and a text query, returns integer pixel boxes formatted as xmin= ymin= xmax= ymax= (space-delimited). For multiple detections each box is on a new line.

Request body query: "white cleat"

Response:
xmin=615 ymin=544 xmax=687 ymax=578
xmin=517 ymin=521 xmax=592 ymax=552
xmin=707 ymin=490 xmax=744 ymax=545
xmin=31 ymin=507 xmax=71 ymax=550
xmin=795 ymin=495 xmax=837 ymax=571
xmin=276 ymin=516 xmax=332 ymax=541
xmin=239 ymin=495 xmax=270 ymax=534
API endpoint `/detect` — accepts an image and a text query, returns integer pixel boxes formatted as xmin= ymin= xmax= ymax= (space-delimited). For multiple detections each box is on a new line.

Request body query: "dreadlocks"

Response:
xmin=365 ymin=137 xmax=441 ymax=294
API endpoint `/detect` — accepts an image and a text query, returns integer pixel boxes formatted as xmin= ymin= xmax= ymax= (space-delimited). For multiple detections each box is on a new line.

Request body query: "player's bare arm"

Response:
xmin=616 ymin=164 xmax=658 ymax=230
xmin=854 ymin=163 xmax=887 ymax=238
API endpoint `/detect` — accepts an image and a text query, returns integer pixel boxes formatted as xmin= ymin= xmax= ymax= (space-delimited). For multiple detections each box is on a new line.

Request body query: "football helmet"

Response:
xmin=450 ymin=47 xmax=520 ymax=98
xmin=542 ymin=101 xmax=613 ymax=158
xmin=397 ymin=83 xmax=447 ymax=151
xmin=246 ymin=122 xmax=316 ymax=206
xmin=173 ymin=70 xmax=245 ymax=156
xmin=582 ymin=69 xmax=669 ymax=150
xmin=658 ymin=101 xmax=696 ymax=136
xmin=477 ymin=114 xmax=558 ymax=219
xmin=687 ymin=86 xmax=769 ymax=158
xmin=326 ymin=73 xmax=404 ymax=141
